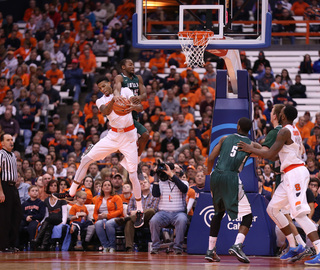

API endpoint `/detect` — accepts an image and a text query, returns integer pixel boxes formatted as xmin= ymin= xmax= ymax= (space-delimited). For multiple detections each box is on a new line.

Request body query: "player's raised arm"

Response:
xmin=113 ymin=75 xmax=126 ymax=102
xmin=238 ymin=128 xmax=290 ymax=160
xmin=137 ymin=75 xmax=147 ymax=101
xmin=206 ymin=136 xmax=227 ymax=175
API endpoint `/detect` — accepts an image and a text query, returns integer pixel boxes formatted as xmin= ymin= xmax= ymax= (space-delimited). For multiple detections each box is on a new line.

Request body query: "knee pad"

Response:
xmin=295 ymin=213 xmax=317 ymax=236
xmin=241 ymin=213 xmax=253 ymax=229
xmin=267 ymin=205 xmax=289 ymax=229
xmin=267 ymin=205 xmax=280 ymax=219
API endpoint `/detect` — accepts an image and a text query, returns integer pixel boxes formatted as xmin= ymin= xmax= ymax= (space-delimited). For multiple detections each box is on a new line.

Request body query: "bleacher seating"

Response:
xmin=133 ymin=50 xmax=319 ymax=120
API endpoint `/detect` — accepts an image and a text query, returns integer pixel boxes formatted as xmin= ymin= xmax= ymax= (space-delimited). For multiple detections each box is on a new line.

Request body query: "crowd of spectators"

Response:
xmin=0 ymin=0 xmax=320 ymax=255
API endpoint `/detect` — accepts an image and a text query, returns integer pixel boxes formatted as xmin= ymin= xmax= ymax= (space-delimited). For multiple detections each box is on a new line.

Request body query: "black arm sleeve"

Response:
xmin=171 ymin=175 xmax=188 ymax=193
xmin=152 ymin=183 xmax=161 ymax=197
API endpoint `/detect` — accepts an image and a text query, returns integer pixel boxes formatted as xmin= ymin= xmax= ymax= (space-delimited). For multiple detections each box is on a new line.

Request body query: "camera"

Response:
xmin=156 ymin=160 xmax=174 ymax=181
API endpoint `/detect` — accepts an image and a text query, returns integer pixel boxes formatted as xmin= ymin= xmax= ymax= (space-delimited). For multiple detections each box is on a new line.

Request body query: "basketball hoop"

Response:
xmin=178 ymin=31 xmax=214 ymax=68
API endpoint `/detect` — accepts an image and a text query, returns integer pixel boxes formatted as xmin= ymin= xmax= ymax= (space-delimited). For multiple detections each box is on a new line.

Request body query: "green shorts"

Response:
xmin=134 ymin=119 xmax=147 ymax=136
xmin=210 ymin=169 xmax=241 ymax=220
xmin=275 ymin=173 xmax=281 ymax=189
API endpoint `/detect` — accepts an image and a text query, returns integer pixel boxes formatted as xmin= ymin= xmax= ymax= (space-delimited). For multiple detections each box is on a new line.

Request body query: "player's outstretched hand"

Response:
xmin=124 ymin=104 xmax=135 ymax=113
xmin=130 ymin=96 xmax=140 ymax=105
xmin=237 ymin=141 xmax=253 ymax=153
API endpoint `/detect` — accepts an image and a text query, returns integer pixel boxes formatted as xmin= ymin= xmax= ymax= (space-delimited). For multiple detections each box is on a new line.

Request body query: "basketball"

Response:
xmin=113 ymin=98 xmax=131 ymax=116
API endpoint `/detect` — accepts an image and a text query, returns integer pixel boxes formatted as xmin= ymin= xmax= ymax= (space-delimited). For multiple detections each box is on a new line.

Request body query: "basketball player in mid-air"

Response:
xmin=69 ymin=77 xmax=145 ymax=228
xmin=239 ymin=106 xmax=320 ymax=266
xmin=114 ymin=58 xmax=148 ymax=159
xmin=205 ymin=117 xmax=256 ymax=264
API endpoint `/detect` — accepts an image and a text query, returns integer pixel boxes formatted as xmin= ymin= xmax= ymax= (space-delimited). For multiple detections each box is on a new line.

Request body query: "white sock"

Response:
xmin=208 ymin=236 xmax=217 ymax=250
xmin=295 ymin=234 xmax=306 ymax=247
xmin=313 ymin=239 xmax=320 ymax=254
xmin=286 ymin=233 xmax=296 ymax=248
xmin=136 ymin=199 xmax=143 ymax=212
xmin=69 ymin=182 xmax=79 ymax=197
xmin=234 ymin=233 xmax=245 ymax=245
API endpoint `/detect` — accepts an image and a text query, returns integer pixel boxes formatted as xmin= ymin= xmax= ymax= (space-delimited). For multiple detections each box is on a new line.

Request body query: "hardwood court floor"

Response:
xmin=0 ymin=251 xmax=315 ymax=270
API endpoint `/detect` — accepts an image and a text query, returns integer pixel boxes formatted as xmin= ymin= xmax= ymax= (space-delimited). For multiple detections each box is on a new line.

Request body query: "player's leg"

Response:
xmin=228 ymin=179 xmax=252 ymax=263
xmin=134 ymin=120 xmax=149 ymax=157
xmin=206 ymin=171 xmax=223 ymax=262
xmin=286 ymin=167 xmax=320 ymax=265
xmin=70 ymin=136 xmax=117 ymax=196
xmin=119 ymin=130 xmax=144 ymax=228
xmin=267 ymin=174 xmax=305 ymax=260
xmin=205 ymin=211 xmax=223 ymax=262
xmin=285 ymin=213 xmax=306 ymax=247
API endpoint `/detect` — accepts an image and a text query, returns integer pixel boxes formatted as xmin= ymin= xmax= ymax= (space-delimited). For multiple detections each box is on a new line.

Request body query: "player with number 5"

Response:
xmin=205 ymin=117 xmax=257 ymax=264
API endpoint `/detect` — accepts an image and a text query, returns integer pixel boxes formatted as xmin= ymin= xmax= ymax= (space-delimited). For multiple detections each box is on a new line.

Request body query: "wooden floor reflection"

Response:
xmin=0 ymin=251 xmax=315 ymax=270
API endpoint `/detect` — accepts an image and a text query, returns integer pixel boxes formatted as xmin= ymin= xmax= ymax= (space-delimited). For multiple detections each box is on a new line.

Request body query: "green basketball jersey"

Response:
xmin=215 ymin=133 xmax=252 ymax=173
xmin=262 ymin=125 xmax=282 ymax=187
xmin=121 ymin=73 xmax=139 ymax=96
xmin=121 ymin=73 xmax=140 ymax=120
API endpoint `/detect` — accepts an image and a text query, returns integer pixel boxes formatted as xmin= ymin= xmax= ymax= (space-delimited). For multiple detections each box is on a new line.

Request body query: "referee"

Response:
xmin=0 ymin=134 xmax=22 ymax=252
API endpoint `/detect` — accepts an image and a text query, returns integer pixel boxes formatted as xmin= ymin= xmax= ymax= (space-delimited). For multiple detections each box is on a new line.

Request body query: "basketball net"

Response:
xmin=178 ymin=31 xmax=214 ymax=68
xmin=178 ymin=31 xmax=242 ymax=93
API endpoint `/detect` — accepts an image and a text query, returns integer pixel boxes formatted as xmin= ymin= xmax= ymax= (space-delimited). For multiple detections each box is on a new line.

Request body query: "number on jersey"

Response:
xmin=230 ymin=146 xmax=238 ymax=157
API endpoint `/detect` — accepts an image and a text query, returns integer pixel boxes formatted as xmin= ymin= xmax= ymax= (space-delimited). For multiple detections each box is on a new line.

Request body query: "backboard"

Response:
xmin=132 ymin=0 xmax=272 ymax=50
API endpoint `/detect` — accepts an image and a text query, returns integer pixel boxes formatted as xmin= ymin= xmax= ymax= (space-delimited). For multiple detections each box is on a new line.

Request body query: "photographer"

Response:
xmin=149 ymin=161 xmax=189 ymax=255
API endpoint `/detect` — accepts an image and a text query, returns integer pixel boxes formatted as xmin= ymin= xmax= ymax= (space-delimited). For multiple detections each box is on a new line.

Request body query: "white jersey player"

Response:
xmin=69 ymin=77 xmax=145 ymax=228
xmin=238 ymin=105 xmax=320 ymax=265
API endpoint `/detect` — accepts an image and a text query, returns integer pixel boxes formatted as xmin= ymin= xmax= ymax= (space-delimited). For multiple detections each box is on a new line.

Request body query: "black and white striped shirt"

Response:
xmin=0 ymin=149 xmax=18 ymax=182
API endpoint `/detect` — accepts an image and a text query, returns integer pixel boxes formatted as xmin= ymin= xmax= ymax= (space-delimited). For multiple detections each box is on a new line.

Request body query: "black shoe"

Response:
xmin=3 ymin=247 xmax=19 ymax=253
xmin=134 ymin=211 xmax=144 ymax=228
xmin=228 ymin=243 xmax=250 ymax=263
xmin=174 ymin=249 xmax=183 ymax=255
xmin=52 ymin=191 xmax=72 ymax=199
xmin=126 ymin=247 xmax=133 ymax=252
xmin=205 ymin=247 xmax=221 ymax=262
xmin=37 ymin=245 xmax=47 ymax=251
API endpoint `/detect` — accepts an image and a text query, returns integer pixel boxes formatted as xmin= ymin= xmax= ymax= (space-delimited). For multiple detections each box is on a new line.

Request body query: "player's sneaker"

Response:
xmin=280 ymin=244 xmax=305 ymax=260
xmin=305 ymin=252 xmax=320 ymax=265
xmin=52 ymin=191 xmax=72 ymax=199
xmin=205 ymin=247 xmax=221 ymax=262
xmin=228 ymin=243 xmax=250 ymax=263
xmin=134 ymin=211 xmax=144 ymax=228
xmin=81 ymin=144 xmax=94 ymax=161
xmin=289 ymin=246 xmax=314 ymax=263
xmin=150 ymin=249 xmax=159 ymax=254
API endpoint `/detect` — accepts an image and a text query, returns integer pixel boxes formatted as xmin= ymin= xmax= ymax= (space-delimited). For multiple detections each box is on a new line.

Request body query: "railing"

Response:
xmin=147 ymin=20 xmax=320 ymax=45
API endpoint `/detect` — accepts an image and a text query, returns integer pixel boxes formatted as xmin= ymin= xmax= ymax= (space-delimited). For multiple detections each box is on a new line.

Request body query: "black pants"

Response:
xmin=0 ymin=182 xmax=22 ymax=250
xmin=19 ymin=220 xmax=39 ymax=244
